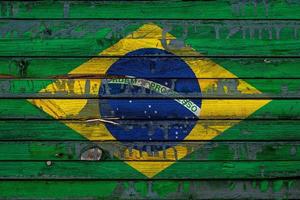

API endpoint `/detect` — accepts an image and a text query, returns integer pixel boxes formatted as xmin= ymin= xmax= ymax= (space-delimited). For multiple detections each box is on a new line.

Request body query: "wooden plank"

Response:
xmin=1 ymin=0 xmax=300 ymax=19
xmin=0 ymin=179 xmax=299 ymax=199
xmin=2 ymin=99 xmax=299 ymax=120
xmin=0 ymin=78 xmax=300 ymax=99
xmin=0 ymin=161 xmax=299 ymax=179
xmin=0 ymin=20 xmax=299 ymax=56
xmin=1 ymin=57 xmax=300 ymax=79
xmin=0 ymin=120 xmax=299 ymax=141
xmin=0 ymin=141 xmax=299 ymax=161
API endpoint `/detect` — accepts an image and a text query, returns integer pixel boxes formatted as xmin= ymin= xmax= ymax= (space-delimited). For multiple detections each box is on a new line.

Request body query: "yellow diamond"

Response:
xmin=28 ymin=24 xmax=270 ymax=178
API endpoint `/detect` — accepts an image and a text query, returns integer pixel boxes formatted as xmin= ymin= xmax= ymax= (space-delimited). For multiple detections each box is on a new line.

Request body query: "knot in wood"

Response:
xmin=80 ymin=147 xmax=103 ymax=161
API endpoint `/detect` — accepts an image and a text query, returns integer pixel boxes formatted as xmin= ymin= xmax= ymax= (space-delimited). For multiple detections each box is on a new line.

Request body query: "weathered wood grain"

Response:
xmin=0 ymin=160 xmax=299 ymax=179
xmin=1 ymin=0 xmax=299 ymax=199
xmin=6 ymin=99 xmax=300 ymax=120
xmin=0 ymin=141 xmax=299 ymax=161
xmin=0 ymin=179 xmax=299 ymax=199
xmin=1 ymin=0 xmax=300 ymax=19
xmin=1 ymin=57 xmax=300 ymax=79
xmin=0 ymin=120 xmax=299 ymax=141
xmin=0 ymin=78 xmax=299 ymax=98
xmin=0 ymin=20 xmax=299 ymax=56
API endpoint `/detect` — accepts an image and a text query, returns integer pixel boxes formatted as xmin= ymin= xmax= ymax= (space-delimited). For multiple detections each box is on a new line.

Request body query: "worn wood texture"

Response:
xmin=0 ymin=161 xmax=300 ymax=179
xmin=0 ymin=120 xmax=300 ymax=141
xmin=1 ymin=78 xmax=300 ymax=99
xmin=1 ymin=57 xmax=300 ymax=79
xmin=4 ymin=99 xmax=300 ymax=119
xmin=0 ymin=141 xmax=299 ymax=161
xmin=0 ymin=20 xmax=299 ymax=56
xmin=1 ymin=0 xmax=300 ymax=19
xmin=0 ymin=180 xmax=299 ymax=199
xmin=1 ymin=0 xmax=300 ymax=198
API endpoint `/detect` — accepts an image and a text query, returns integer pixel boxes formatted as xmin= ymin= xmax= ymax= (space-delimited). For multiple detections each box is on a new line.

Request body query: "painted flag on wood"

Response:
xmin=1 ymin=1 xmax=300 ymax=197
xmin=27 ymin=24 xmax=271 ymax=178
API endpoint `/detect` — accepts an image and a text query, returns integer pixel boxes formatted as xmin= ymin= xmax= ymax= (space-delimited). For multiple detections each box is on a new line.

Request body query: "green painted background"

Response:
xmin=0 ymin=0 xmax=300 ymax=199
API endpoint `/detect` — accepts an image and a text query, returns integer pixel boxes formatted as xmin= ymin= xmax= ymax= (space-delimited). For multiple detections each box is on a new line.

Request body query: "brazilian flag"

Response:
xmin=27 ymin=23 xmax=270 ymax=177
xmin=1 ymin=1 xmax=300 ymax=198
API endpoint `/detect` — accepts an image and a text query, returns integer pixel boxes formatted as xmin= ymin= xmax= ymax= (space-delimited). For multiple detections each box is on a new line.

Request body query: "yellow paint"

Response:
xmin=28 ymin=99 xmax=87 ymax=118
xmin=124 ymin=145 xmax=188 ymax=161
xmin=28 ymin=23 xmax=271 ymax=178
xmin=200 ymin=99 xmax=270 ymax=119
xmin=125 ymin=161 xmax=174 ymax=178
xmin=65 ymin=121 xmax=115 ymax=140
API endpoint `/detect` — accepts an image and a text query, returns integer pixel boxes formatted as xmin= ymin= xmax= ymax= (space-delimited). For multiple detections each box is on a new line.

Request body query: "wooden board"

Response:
xmin=0 ymin=20 xmax=299 ymax=56
xmin=0 ymin=120 xmax=299 ymax=141
xmin=1 ymin=57 xmax=300 ymax=79
xmin=2 ymin=99 xmax=300 ymax=119
xmin=1 ymin=78 xmax=300 ymax=99
xmin=0 ymin=161 xmax=300 ymax=179
xmin=0 ymin=141 xmax=299 ymax=161
xmin=1 ymin=0 xmax=300 ymax=198
xmin=0 ymin=179 xmax=299 ymax=199
xmin=1 ymin=0 xmax=300 ymax=19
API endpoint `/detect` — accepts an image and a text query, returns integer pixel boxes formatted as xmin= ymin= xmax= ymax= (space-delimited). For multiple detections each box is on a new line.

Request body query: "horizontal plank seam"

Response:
xmin=1 ymin=118 xmax=299 ymax=121
xmin=1 ymin=160 xmax=300 ymax=162
xmin=0 ymin=97 xmax=294 ymax=100
xmin=2 ymin=18 xmax=300 ymax=21
xmin=0 ymin=140 xmax=300 ymax=142
xmin=1 ymin=177 xmax=299 ymax=181
xmin=1 ymin=55 xmax=300 ymax=58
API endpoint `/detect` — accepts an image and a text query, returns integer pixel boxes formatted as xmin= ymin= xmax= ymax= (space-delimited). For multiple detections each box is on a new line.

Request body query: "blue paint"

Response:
xmin=99 ymin=48 xmax=201 ymax=147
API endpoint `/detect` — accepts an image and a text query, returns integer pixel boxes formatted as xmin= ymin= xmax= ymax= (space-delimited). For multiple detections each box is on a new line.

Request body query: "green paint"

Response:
xmin=0 ymin=180 xmax=117 ymax=198
xmin=1 ymin=99 xmax=300 ymax=120
xmin=0 ymin=99 xmax=50 ymax=119
xmin=0 ymin=141 xmax=300 ymax=161
xmin=0 ymin=120 xmax=300 ymax=141
xmin=155 ymin=161 xmax=300 ymax=179
xmin=273 ymin=180 xmax=284 ymax=192
xmin=0 ymin=161 xmax=297 ymax=179
xmin=0 ymin=120 xmax=84 ymax=140
xmin=0 ymin=0 xmax=299 ymax=198
xmin=2 ymin=0 xmax=300 ymax=19
xmin=1 ymin=78 xmax=300 ymax=98
xmin=0 ymin=180 xmax=298 ymax=199
xmin=260 ymin=180 xmax=269 ymax=192
xmin=2 ymin=58 xmax=300 ymax=78
xmin=0 ymin=20 xmax=299 ymax=56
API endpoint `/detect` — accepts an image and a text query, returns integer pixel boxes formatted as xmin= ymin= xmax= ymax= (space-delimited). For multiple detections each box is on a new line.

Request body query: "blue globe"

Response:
xmin=99 ymin=48 xmax=201 ymax=147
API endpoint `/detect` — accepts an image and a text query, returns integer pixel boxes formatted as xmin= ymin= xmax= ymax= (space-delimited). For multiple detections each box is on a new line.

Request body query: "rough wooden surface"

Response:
xmin=0 ymin=161 xmax=300 ymax=179
xmin=1 ymin=78 xmax=300 ymax=99
xmin=1 ymin=0 xmax=300 ymax=199
xmin=0 ymin=20 xmax=299 ymax=56
xmin=1 ymin=0 xmax=300 ymax=19
xmin=0 ymin=141 xmax=299 ymax=161
xmin=1 ymin=57 xmax=300 ymax=78
xmin=3 ymin=99 xmax=300 ymax=119
xmin=1 ymin=120 xmax=300 ymax=141
xmin=0 ymin=180 xmax=299 ymax=199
